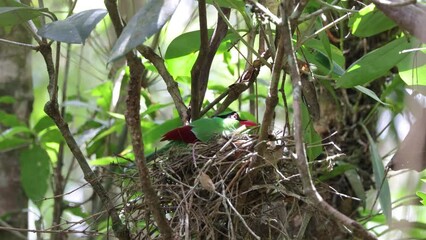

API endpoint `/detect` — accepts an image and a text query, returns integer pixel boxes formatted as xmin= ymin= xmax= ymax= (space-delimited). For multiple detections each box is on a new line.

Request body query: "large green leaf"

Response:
xmin=19 ymin=146 xmax=51 ymax=205
xmin=349 ymin=4 xmax=396 ymax=37
xmin=397 ymin=41 xmax=426 ymax=86
xmin=361 ymin=124 xmax=392 ymax=223
xmin=166 ymin=29 xmax=214 ymax=59
xmin=37 ymin=9 xmax=107 ymax=44
xmin=0 ymin=0 xmax=48 ymax=26
xmin=33 ymin=115 xmax=56 ymax=134
xmin=302 ymin=38 xmax=345 ymax=77
xmin=337 ymin=37 xmax=410 ymax=88
xmin=165 ymin=29 xmax=240 ymax=59
xmin=109 ymin=0 xmax=181 ymax=62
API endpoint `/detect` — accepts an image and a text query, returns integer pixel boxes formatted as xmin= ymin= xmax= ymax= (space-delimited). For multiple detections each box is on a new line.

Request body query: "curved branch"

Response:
xmin=137 ymin=45 xmax=188 ymax=123
xmin=104 ymin=0 xmax=173 ymax=238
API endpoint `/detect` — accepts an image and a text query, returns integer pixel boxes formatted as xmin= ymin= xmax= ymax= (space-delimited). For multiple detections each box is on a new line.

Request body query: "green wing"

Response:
xmin=191 ymin=117 xmax=240 ymax=142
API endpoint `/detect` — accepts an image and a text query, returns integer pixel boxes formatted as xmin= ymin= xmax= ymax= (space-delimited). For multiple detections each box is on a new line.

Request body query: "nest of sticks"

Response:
xmin=114 ymin=133 xmax=348 ymax=239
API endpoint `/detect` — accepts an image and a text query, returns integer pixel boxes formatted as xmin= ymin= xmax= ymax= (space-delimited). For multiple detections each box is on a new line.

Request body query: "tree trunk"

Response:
xmin=0 ymin=17 xmax=33 ymax=240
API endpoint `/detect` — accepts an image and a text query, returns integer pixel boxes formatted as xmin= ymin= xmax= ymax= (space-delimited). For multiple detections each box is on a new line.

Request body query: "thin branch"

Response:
xmin=214 ymin=59 xmax=262 ymax=114
xmin=314 ymin=0 xmax=358 ymax=13
xmin=0 ymin=37 xmax=38 ymax=49
xmin=0 ymin=219 xmax=26 ymax=239
xmin=190 ymin=5 xmax=230 ymax=119
xmin=199 ymin=88 xmax=230 ymax=116
xmin=257 ymin=30 xmax=285 ymax=143
xmin=214 ymin=4 xmax=272 ymax=69
xmin=190 ymin=0 xmax=209 ymax=120
xmin=137 ymin=45 xmax=188 ymax=123
xmin=104 ymin=0 xmax=173 ymax=238
xmin=281 ymin=2 xmax=377 ymax=239
xmin=373 ymin=0 xmax=417 ymax=7
xmin=300 ymin=11 xmax=353 ymax=46
xmin=40 ymin=39 xmax=130 ymax=239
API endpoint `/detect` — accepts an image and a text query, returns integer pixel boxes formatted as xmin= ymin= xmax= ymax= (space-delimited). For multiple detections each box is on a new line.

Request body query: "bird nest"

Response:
xmin=113 ymin=134 xmax=342 ymax=239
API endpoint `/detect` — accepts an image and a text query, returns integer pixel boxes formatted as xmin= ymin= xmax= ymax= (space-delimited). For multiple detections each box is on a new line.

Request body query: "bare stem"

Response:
xmin=104 ymin=0 xmax=173 ymax=238
xmin=281 ymin=3 xmax=377 ymax=239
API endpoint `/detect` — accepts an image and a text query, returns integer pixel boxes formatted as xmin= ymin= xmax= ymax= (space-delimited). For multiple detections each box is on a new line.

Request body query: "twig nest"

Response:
xmin=114 ymin=134 xmax=339 ymax=239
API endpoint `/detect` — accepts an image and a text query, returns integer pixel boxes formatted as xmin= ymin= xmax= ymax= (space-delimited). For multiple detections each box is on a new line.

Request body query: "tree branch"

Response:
xmin=281 ymin=2 xmax=377 ymax=239
xmin=137 ymin=45 xmax=188 ymax=123
xmin=190 ymin=0 xmax=209 ymax=120
xmin=40 ymin=42 xmax=131 ymax=239
xmin=104 ymin=0 xmax=173 ymax=238
xmin=190 ymin=5 xmax=230 ymax=119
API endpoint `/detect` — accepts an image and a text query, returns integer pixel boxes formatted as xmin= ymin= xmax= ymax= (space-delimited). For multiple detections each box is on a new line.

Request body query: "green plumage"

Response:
xmin=191 ymin=117 xmax=241 ymax=142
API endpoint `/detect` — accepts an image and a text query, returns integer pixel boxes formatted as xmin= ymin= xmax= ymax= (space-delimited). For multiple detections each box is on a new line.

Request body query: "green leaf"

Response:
xmin=349 ymin=4 xmax=396 ymax=37
xmin=166 ymin=29 xmax=240 ymax=59
xmin=337 ymin=37 xmax=410 ymax=88
xmin=91 ymin=81 xmax=112 ymax=111
xmin=301 ymin=39 xmax=345 ymax=77
xmin=64 ymin=204 xmax=89 ymax=218
xmin=318 ymin=20 xmax=333 ymax=69
xmin=109 ymin=0 xmax=180 ymax=62
xmin=144 ymin=118 xmax=182 ymax=145
xmin=0 ymin=95 xmax=15 ymax=104
xmin=0 ymin=0 xmax=48 ymax=27
xmin=417 ymin=191 xmax=426 ymax=206
xmin=165 ymin=54 xmax=198 ymax=79
xmin=207 ymin=0 xmax=245 ymax=12
xmin=207 ymin=0 xmax=252 ymax=27
xmin=165 ymin=29 xmax=214 ymax=59
xmin=33 ymin=115 xmax=55 ymax=133
xmin=344 ymin=169 xmax=366 ymax=204
xmin=1 ymin=126 xmax=32 ymax=138
xmin=0 ymin=137 xmax=31 ymax=152
xmin=90 ymin=156 xmax=129 ymax=166
xmin=37 ymin=9 xmax=107 ymax=44
xmin=19 ymin=146 xmax=50 ymax=204
xmin=302 ymin=102 xmax=323 ymax=161
xmin=355 ymin=86 xmax=388 ymax=106
xmin=318 ymin=162 xmax=356 ymax=181
xmin=0 ymin=126 xmax=32 ymax=151
xmin=361 ymin=124 xmax=392 ymax=223
xmin=397 ymin=41 xmax=426 ymax=86
xmin=141 ymin=103 xmax=172 ymax=118
xmin=0 ymin=110 xmax=25 ymax=127
xmin=39 ymin=128 xmax=63 ymax=144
